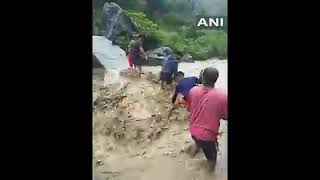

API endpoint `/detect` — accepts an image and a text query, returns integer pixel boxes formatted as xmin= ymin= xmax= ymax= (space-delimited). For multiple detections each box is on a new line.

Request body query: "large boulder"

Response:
xmin=144 ymin=47 xmax=177 ymax=66
xmin=100 ymin=2 xmax=139 ymax=42
xmin=180 ymin=54 xmax=195 ymax=63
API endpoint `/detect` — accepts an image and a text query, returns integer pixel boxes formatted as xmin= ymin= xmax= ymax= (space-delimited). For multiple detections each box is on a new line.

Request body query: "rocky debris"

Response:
xmin=100 ymin=2 xmax=139 ymax=42
xmin=144 ymin=47 xmax=198 ymax=66
xmin=146 ymin=72 xmax=159 ymax=83
xmin=94 ymin=84 xmax=127 ymax=109
xmin=180 ymin=54 xmax=195 ymax=63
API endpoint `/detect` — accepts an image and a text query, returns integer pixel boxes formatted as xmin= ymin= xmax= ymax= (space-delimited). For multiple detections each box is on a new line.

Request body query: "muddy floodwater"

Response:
xmin=93 ymin=36 xmax=228 ymax=180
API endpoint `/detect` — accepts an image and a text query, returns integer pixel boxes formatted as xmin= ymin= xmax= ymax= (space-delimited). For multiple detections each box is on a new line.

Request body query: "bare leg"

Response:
xmin=160 ymin=81 xmax=165 ymax=90
xmin=138 ymin=66 xmax=142 ymax=77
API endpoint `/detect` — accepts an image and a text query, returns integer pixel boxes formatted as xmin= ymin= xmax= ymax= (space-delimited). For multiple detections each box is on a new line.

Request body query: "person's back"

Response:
xmin=188 ymin=86 xmax=227 ymax=141
xmin=160 ymin=53 xmax=178 ymax=89
xmin=176 ymin=76 xmax=199 ymax=97
xmin=129 ymin=39 xmax=142 ymax=58
xmin=185 ymin=67 xmax=227 ymax=172
xmin=161 ymin=55 xmax=178 ymax=75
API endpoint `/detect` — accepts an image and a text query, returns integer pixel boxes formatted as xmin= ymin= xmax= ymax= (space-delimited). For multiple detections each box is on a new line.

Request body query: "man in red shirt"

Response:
xmin=185 ymin=67 xmax=228 ymax=172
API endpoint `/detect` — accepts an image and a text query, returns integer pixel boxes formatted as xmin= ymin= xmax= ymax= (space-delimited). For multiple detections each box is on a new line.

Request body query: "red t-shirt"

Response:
xmin=188 ymin=86 xmax=228 ymax=141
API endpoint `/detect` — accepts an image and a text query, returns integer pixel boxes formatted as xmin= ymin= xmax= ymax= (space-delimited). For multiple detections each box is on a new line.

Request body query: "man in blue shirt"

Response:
xmin=171 ymin=71 xmax=200 ymax=107
xmin=160 ymin=49 xmax=179 ymax=89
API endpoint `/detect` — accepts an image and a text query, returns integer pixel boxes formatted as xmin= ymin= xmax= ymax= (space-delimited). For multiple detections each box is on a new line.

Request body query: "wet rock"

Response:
xmin=180 ymin=54 xmax=195 ymax=63
xmin=144 ymin=47 xmax=172 ymax=66
xmin=101 ymin=2 xmax=139 ymax=41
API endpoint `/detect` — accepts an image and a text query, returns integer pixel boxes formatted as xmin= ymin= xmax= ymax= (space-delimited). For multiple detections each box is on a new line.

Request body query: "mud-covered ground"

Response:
xmin=93 ymin=68 xmax=227 ymax=180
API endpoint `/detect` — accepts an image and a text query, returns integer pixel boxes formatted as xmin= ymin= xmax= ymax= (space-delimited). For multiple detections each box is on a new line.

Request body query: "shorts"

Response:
xmin=133 ymin=56 xmax=143 ymax=66
xmin=160 ymin=72 xmax=173 ymax=84
xmin=192 ymin=136 xmax=218 ymax=161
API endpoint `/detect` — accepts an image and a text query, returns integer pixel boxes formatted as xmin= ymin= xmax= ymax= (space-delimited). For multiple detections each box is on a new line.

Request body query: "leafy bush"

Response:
xmin=119 ymin=11 xmax=227 ymax=60
xmin=185 ymin=30 xmax=228 ymax=59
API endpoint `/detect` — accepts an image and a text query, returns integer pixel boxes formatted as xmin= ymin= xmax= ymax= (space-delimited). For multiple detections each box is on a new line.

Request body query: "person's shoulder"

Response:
xmin=190 ymin=85 xmax=202 ymax=93
xmin=190 ymin=76 xmax=199 ymax=82
xmin=210 ymin=88 xmax=227 ymax=99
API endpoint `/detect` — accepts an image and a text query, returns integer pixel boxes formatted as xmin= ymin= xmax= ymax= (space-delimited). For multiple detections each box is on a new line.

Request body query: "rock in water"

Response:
xmin=145 ymin=47 xmax=173 ymax=66
xmin=180 ymin=54 xmax=195 ymax=63
xmin=101 ymin=2 xmax=139 ymax=42
xmin=144 ymin=47 xmax=184 ymax=66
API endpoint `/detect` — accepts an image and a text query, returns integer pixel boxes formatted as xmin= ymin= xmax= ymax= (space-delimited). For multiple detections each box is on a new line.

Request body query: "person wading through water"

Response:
xmin=159 ymin=49 xmax=179 ymax=89
xmin=168 ymin=71 xmax=200 ymax=117
xmin=127 ymin=38 xmax=135 ymax=69
xmin=185 ymin=67 xmax=228 ymax=172
xmin=129 ymin=34 xmax=147 ymax=77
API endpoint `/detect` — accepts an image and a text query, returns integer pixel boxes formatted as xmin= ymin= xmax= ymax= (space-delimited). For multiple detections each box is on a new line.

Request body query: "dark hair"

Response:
xmin=202 ymin=67 xmax=219 ymax=87
xmin=164 ymin=48 xmax=173 ymax=56
xmin=177 ymin=71 xmax=184 ymax=77
xmin=198 ymin=69 xmax=204 ymax=84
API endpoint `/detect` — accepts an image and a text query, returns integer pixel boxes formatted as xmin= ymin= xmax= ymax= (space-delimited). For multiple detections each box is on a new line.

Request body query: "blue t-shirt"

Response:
xmin=161 ymin=55 xmax=178 ymax=76
xmin=175 ymin=76 xmax=199 ymax=97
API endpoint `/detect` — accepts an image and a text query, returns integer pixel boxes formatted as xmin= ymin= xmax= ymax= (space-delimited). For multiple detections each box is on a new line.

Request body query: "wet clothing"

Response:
xmin=160 ymin=72 xmax=173 ymax=84
xmin=192 ymin=136 xmax=218 ymax=161
xmin=172 ymin=76 xmax=199 ymax=107
xmin=133 ymin=56 xmax=143 ymax=66
xmin=188 ymin=86 xmax=228 ymax=142
xmin=129 ymin=40 xmax=144 ymax=66
xmin=161 ymin=55 xmax=178 ymax=78
xmin=175 ymin=77 xmax=199 ymax=97
xmin=129 ymin=40 xmax=142 ymax=58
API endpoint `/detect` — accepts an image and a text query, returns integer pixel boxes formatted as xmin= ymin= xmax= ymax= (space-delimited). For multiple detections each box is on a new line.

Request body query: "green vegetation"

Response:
xmin=93 ymin=0 xmax=227 ymax=60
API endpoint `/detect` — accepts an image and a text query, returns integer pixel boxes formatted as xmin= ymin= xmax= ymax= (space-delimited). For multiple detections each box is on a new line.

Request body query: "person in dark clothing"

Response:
xmin=129 ymin=35 xmax=147 ymax=77
xmin=160 ymin=49 xmax=179 ymax=89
